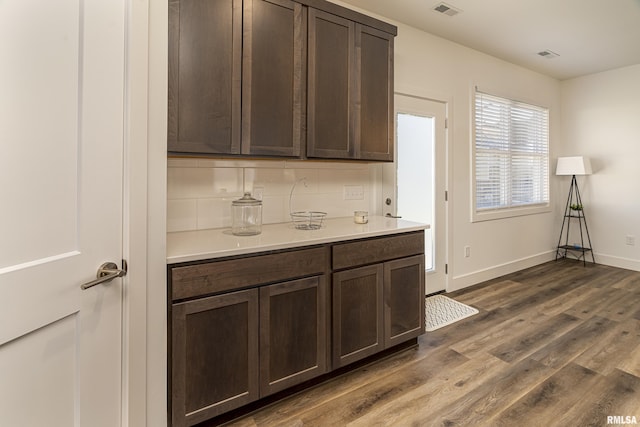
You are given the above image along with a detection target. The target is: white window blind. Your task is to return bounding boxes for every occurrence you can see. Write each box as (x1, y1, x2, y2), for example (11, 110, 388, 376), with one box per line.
(474, 90, 549, 212)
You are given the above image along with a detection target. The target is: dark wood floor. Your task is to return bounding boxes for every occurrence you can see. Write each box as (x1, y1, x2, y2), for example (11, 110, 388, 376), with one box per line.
(225, 260, 640, 426)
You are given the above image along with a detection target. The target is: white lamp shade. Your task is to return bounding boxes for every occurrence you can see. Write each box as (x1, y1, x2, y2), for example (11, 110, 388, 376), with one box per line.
(556, 156, 592, 176)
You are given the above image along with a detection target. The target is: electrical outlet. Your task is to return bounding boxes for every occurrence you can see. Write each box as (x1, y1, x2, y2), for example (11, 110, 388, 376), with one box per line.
(343, 185, 364, 200)
(626, 235, 636, 246)
(464, 246, 471, 258)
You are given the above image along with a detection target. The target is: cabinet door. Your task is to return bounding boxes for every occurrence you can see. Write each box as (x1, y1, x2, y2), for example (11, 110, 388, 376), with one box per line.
(384, 255, 425, 348)
(171, 289, 259, 426)
(168, 0, 242, 155)
(259, 276, 328, 395)
(307, 9, 355, 159)
(357, 24, 394, 161)
(242, 0, 306, 157)
(332, 264, 384, 368)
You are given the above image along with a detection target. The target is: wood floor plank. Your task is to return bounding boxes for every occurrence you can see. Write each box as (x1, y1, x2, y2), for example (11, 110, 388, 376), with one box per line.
(592, 288, 640, 321)
(589, 266, 639, 289)
(433, 357, 554, 426)
(454, 280, 524, 308)
(538, 284, 603, 317)
(488, 312, 581, 364)
(469, 279, 553, 312)
(555, 368, 640, 426)
(574, 318, 640, 375)
(562, 286, 617, 320)
(419, 307, 513, 350)
(611, 271, 640, 290)
(450, 307, 542, 358)
(497, 271, 596, 316)
(345, 352, 508, 427)
(530, 316, 616, 368)
(617, 343, 640, 378)
(487, 363, 605, 427)
(288, 349, 471, 426)
(239, 345, 458, 426)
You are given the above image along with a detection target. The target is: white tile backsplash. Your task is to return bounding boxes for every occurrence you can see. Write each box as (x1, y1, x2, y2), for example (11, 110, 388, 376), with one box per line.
(316, 168, 368, 193)
(167, 159, 375, 232)
(245, 168, 319, 196)
(167, 199, 197, 232)
(196, 197, 234, 229)
(167, 167, 243, 199)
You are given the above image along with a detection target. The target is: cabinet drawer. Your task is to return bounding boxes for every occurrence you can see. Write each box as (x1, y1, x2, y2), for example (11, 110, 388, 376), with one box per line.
(332, 231, 424, 270)
(171, 247, 328, 301)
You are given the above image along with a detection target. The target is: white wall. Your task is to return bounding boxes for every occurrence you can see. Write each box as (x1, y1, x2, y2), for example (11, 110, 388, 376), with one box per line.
(333, 2, 562, 290)
(560, 64, 640, 270)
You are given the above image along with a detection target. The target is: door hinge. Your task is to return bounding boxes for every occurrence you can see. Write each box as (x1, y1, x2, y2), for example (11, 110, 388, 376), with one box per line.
(445, 263, 448, 274)
(445, 118, 448, 129)
(445, 190, 448, 202)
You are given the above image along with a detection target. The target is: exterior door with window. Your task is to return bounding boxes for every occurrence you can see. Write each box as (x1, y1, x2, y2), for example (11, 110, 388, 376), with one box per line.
(383, 94, 448, 294)
(0, 0, 126, 425)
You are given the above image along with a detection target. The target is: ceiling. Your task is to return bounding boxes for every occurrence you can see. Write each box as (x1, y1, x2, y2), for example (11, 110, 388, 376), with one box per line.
(338, 0, 640, 80)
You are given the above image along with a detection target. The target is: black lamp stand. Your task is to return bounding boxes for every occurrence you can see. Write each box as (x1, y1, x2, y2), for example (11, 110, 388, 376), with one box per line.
(555, 174, 595, 266)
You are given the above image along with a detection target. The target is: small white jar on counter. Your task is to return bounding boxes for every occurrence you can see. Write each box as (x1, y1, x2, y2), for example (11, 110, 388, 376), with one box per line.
(354, 210, 368, 224)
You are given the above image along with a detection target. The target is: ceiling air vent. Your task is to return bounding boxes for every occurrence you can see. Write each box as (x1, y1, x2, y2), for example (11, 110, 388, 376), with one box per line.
(537, 50, 560, 59)
(433, 2, 461, 16)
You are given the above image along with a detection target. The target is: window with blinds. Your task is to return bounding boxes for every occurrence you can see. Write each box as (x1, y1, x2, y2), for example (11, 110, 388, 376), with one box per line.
(474, 90, 549, 215)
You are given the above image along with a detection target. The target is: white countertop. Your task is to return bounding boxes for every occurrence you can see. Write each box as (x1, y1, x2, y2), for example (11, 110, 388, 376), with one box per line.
(167, 216, 429, 264)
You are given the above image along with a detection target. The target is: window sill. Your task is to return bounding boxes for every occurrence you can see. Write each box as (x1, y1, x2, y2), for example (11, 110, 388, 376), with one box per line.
(472, 204, 551, 222)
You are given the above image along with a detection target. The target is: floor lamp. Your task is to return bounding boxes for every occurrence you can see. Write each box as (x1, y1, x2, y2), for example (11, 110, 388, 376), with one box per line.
(555, 156, 595, 265)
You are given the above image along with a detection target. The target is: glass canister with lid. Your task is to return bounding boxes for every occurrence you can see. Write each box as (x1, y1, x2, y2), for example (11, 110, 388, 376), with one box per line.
(231, 192, 263, 236)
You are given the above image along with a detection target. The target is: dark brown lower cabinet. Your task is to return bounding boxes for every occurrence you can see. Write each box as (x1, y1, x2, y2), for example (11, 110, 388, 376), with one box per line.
(332, 264, 384, 368)
(171, 289, 259, 426)
(332, 252, 425, 368)
(169, 231, 424, 425)
(259, 276, 328, 396)
(384, 255, 425, 347)
(171, 276, 327, 426)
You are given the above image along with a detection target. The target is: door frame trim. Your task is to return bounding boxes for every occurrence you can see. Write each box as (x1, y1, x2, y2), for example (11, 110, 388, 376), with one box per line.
(392, 90, 452, 293)
(124, 0, 168, 425)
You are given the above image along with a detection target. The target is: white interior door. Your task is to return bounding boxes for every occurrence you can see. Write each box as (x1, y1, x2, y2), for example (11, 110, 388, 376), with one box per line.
(383, 94, 448, 294)
(0, 0, 125, 425)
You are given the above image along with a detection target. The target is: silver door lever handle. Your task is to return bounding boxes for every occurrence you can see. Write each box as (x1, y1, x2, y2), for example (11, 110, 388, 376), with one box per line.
(386, 213, 402, 218)
(81, 261, 127, 290)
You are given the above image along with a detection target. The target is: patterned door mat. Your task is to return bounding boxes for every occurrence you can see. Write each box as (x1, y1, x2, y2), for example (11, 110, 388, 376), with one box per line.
(425, 294, 479, 331)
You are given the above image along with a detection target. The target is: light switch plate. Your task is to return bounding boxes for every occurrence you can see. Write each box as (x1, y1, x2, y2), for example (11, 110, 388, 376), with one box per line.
(343, 185, 364, 200)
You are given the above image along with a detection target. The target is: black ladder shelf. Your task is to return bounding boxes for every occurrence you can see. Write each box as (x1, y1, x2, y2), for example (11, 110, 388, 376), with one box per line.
(555, 175, 595, 266)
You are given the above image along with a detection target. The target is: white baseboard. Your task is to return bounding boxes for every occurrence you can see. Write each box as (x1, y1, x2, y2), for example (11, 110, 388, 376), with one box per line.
(448, 250, 640, 293)
(592, 252, 640, 272)
(449, 251, 555, 293)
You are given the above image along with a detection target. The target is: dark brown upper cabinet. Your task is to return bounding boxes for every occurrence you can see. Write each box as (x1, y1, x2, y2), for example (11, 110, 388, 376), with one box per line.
(357, 25, 394, 161)
(307, 10, 394, 161)
(169, 0, 303, 157)
(306, 9, 355, 159)
(242, 0, 306, 157)
(168, 0, 395, 160)
(168, 0, 242, 155)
